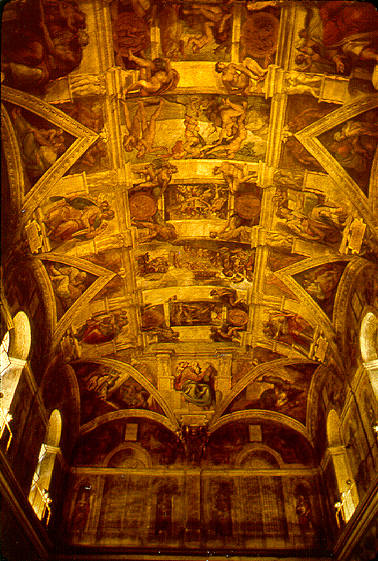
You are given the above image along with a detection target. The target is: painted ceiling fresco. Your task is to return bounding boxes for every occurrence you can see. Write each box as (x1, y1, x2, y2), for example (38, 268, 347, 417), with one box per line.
(1, 0, 378, 552)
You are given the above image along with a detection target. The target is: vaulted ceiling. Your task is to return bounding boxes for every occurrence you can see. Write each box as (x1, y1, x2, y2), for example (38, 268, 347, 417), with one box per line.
(1, 0, 377, 548)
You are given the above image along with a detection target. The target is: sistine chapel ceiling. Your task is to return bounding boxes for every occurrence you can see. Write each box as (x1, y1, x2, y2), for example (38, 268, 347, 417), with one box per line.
(1, 0, 378, 556)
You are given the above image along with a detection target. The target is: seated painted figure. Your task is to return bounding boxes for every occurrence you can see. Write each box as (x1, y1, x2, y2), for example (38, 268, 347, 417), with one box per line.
(44, 196, 115, 242)
(174, 361, 216, 408)
(2, 0, 88, 93)
(76, 311, 128, 345)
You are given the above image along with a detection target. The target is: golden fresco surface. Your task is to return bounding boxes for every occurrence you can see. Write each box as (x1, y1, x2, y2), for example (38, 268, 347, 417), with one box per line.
(1, 0, 377, 554)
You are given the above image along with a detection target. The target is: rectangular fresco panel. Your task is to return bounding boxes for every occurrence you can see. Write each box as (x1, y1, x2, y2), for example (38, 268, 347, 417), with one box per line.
(67, 471, 325, 549)
(122, 95, 270, 164)
(164, 183, 229, 220)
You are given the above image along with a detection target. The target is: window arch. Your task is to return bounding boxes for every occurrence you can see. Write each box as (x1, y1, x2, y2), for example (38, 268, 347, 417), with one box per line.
(10, 311, 32, 362)
(327, 409, 342, 448)
(0, 331, 10, 374)
(360, 310, 378, 401)
(0, 331, 11, 450)
(0, 311, 31, 450)
(29, 409, 62, 524)
(360, 311, 378, 363)
(326, 409, 359, 525)
(45, 409, 62, 447)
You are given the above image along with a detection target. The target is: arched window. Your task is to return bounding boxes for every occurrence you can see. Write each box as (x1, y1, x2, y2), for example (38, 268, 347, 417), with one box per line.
(10, 311, 32, 362)
(360, 311, 378, 401)
(29, 409, 62, 524)
(327, 409, 359, 525)
(0, 311, 31, 450)
(0, 331, 12, 450)
(360, 311, 378, 363)
(0, 331, 10, 374)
